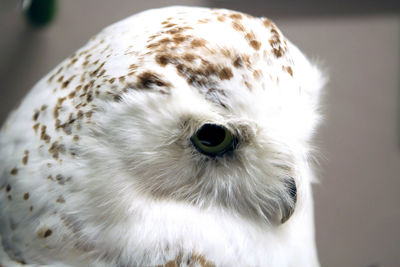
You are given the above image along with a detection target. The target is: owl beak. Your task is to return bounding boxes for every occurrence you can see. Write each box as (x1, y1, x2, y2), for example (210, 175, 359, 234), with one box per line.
(280, 177, 297, 224)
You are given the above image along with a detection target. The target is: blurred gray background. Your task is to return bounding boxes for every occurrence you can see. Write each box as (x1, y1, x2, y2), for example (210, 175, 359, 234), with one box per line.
(1, 0, 399, 266)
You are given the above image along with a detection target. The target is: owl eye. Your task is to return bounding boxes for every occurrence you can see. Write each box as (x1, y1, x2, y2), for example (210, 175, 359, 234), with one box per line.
(191, 124, 237, 157)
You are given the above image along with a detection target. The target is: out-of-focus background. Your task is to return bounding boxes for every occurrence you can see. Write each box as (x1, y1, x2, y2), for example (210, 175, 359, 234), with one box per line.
(1, 1, 399, 266)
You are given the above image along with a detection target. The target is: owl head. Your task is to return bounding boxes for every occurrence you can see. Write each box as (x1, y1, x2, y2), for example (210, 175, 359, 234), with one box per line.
(62, 6, 325, 227)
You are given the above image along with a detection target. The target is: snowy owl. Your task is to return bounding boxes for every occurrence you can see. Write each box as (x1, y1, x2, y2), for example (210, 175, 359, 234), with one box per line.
(0, 6, 324, 266)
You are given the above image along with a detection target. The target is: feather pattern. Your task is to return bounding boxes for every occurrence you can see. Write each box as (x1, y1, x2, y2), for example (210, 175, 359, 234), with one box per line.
(0, 6, 324, 266)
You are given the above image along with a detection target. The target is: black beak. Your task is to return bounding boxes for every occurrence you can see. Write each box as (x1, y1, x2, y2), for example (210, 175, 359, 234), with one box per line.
(280, 177, 297, 224)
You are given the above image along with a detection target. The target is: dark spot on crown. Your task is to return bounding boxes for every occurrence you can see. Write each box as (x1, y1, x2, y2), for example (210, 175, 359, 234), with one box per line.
(166, 27, 186, 35)
(44, 229, 52, 238)
(54, 119, 61, 129)
(83, 84, 90, 92)
(283, 66, 293, 77)
(273, 47, 284, 58)
(53, 97, 66, 119)
(220, 48, 232, 58)
(48, 74, 55, 83)
(6, 184, 11, 192)
(159, 37, 172, 45)
(146, 42, 160, 49)
(269, 33, 280, 47)
(33, 123, 40, 133)
(129, 63, 137, 70)
(245, 32, 256, 41)
(176, 63, 216, 87)
(155, 54, 173, 67)
(91, 62, 105, 77)
(114, 94, 122, 102)
(271, 28, 279, 36)
(164, 23, 177, 28)
(67, 113, 75, 124)
(56, 195, 65, 203)
(60, 123, 72, 135)
(10, 168, 18, 175)
(68, 89, 77, 99)
(183, 53, 196, 63)
(53, 108, 59, 118)
(23, 193, 29, 200)
(99, 69, 106, 78)
(77, 110, 84, 119)
(218, 67, 233, 80)
(62, 79, 71, 89)
(249, 40, 261, 51)
(253, 69, 262, 80)
(232, 21, 245, 32)
(86, 91, 94, 102)
(33, 110, 40, 121)
(158, 252, 215, 267)
(191, 39, 207, 48)
(40, 125, 51, 143)
(233, 57, 244, 68)
(56, 66, 63, 75)
(197, 19, 210, 24)
(217, 15, 225, 22)
(269, 27, 286, 58)
(49, 142, 66, 159)
(230, 13, 242, 20)
(22, 152, 29, 165)
(56, 174, 66, 185)
(263, 18, 272, 28)
(173, 34, 186, 44)
(244, 81, 252, 90)
(85, 110, 93, 119)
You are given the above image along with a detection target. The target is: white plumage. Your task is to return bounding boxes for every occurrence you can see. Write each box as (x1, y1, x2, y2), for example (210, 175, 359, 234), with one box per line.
(0, 6, 324, 266)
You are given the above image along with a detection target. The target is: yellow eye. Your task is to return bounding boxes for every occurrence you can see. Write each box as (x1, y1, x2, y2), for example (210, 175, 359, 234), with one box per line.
(191, 124, 237, 157)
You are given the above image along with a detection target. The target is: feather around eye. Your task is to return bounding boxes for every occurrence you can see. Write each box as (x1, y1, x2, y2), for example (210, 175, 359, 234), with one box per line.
(137, 71, 172, 89)
(0, 5, 323, 267)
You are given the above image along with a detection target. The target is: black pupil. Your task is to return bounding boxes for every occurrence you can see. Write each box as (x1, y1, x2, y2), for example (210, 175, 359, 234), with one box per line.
(197, 124, 226, 147)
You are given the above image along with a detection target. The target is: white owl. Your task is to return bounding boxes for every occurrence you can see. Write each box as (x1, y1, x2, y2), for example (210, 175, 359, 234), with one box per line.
(0, 6, 324, 267)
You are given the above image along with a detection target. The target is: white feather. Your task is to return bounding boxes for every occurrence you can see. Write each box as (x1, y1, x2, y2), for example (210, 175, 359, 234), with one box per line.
(0, 6, 324, 266)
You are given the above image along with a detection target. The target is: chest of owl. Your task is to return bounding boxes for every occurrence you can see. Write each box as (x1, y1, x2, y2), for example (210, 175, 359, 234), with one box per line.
(0, 6, 323, 267)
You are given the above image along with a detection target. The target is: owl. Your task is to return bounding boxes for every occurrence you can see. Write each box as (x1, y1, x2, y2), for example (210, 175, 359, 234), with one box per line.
(0, 6, 324, 267)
